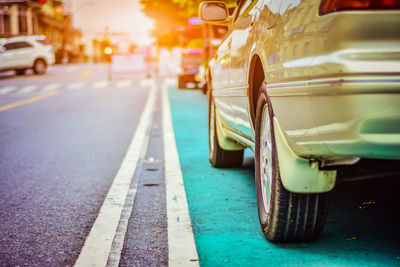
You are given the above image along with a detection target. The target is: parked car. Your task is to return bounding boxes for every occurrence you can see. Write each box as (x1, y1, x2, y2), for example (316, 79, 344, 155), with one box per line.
(0, 35, 55, 75)
(178, 48, 203, 89)
(200, 0, 400, 243)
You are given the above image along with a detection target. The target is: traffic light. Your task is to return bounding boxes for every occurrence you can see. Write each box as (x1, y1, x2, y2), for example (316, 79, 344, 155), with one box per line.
(104, 47, 113, 63)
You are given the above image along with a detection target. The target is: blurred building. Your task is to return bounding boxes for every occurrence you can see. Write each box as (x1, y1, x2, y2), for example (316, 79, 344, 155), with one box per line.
(0, 0, 83, 63)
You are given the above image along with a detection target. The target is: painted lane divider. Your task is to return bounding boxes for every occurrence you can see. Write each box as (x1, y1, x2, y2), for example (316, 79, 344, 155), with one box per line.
(74, 85, 157, 267)
(0, 86, 16, 95)
(18, 85, 39, 95)
(66, 66, 76, 72)
(42, 83, 61, 93)
(0, 90, 59, 112)
(116, 80, 132, 88)
(162, 79, 199, 266)
(106, 94, 153, 267)
(68, 82, 85, 90)
(140, 79, 154, 87)
(93, 81, 109, 89)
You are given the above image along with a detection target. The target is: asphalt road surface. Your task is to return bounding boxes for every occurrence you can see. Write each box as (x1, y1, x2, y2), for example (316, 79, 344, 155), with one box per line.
(0, 63, 399, 266)
(0, 65, 159, 266)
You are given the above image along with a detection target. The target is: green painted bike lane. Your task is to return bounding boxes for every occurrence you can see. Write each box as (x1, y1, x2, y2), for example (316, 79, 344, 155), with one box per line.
(167, 85, 400, 266)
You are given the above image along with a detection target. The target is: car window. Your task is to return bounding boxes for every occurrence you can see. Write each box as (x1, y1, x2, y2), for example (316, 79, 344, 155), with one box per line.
(3, 42, 18, 51)
(3, 41, 33, 50)
(16, 41, 33, 49)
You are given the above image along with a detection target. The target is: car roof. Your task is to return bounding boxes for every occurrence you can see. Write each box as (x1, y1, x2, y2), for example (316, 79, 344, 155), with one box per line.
(4, 35, 46, 43)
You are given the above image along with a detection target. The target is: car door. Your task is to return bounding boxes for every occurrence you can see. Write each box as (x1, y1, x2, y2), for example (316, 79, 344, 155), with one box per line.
(1, 41, 34, 68)
(0, 44, 6, 70)
(229, 0, 263, 140)
(1, 42, 19, 69)
(212, 4, 238, 131)
(15, 41, 35, 67)
(212, 36, 231, 90)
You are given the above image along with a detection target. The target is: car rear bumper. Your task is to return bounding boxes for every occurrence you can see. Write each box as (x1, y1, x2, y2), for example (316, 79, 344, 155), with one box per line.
(268, 75, 400, 160)
(178, 73, 197, 82)
(48, 54, 55, 65)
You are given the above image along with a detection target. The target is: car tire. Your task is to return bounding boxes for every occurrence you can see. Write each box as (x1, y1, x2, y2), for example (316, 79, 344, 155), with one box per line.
(178, 76, 186, 89)
(201, 84, 207, 95)
(15, 69, 26, 75)
(255, 87, 328, 242)
(33, 59, 47, 75)
(209, 95, 243, 168)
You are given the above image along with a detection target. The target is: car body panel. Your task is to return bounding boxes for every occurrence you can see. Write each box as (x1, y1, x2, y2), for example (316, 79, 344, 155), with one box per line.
(274, 117, 337, 193)
(208, 0, 400, 192)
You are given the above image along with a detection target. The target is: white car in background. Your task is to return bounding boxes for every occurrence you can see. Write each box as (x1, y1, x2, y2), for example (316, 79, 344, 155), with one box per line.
(0, 35, 55, 75)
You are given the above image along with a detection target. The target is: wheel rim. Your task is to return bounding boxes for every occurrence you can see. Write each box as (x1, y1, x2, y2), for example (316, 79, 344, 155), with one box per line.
(36, 61, 45, 73)
(260, 104, 273, 220)
(209, 99, 215, 157)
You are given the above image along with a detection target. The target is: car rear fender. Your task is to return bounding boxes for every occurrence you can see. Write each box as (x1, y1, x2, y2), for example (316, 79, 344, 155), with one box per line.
(274, 117, 337, 193)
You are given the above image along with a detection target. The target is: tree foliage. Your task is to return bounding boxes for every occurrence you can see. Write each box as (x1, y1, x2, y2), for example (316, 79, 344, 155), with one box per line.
(140, 0, 236, 47)
(140, 0, 203, 47)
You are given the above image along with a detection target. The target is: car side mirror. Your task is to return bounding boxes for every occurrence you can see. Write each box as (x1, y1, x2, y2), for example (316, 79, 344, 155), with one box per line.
(199, 1, 230, 25)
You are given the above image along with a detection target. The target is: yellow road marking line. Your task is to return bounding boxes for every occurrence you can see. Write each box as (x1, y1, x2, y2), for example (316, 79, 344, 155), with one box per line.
(0, 90, 58, 112)
(78, 69, 93, 80)
(97, 64, 105, 70)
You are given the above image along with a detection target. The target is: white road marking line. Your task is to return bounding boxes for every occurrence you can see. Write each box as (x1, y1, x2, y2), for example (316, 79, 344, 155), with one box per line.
(107, 123, 152, 267)
(140, 78, 155, 87)
(116, 80, 132, 88)
(42, 83, 61, 92)
(18, 85, 39, 95)
(162, 79, 199, 266)
(66, 66, 76, 72)
(164, 78, 177, 85)
(0, 86, 16, 95)
(92, 80, 109, 89)
(67, 82, 85, 90)
(106, 187, 138, 267)
(74, 85, 157, 267)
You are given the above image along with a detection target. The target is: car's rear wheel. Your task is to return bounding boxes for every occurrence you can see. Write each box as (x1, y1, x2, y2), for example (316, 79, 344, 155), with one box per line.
(255, 87, 328, 242)
(15, 69, 26, 75)
(33, 59, 47, 75)
(201, 83, 207, 95)
(209, 96, 243, 168)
